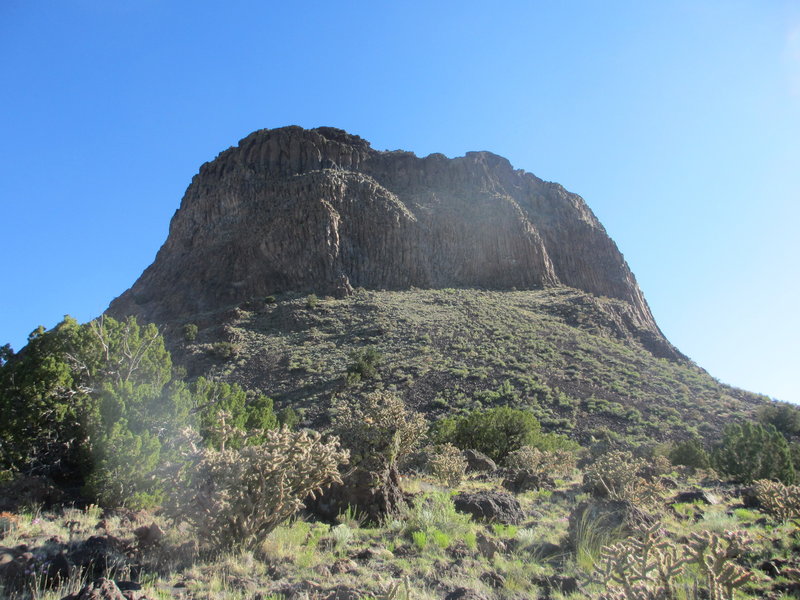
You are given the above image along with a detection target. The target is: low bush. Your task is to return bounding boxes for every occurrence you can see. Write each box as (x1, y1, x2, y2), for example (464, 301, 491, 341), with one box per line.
(182, 323, 198, 342)
(669, 438, 710, 470)
(431, 406, 577, 463)
(712, 421, 795, 484)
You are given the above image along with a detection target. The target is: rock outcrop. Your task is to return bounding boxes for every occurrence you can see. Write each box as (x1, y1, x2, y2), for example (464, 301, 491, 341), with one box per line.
(108, 126, 668, 351)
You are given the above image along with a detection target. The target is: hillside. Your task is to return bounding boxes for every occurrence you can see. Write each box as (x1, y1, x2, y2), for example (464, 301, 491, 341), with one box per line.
(170, 286, 765, 445)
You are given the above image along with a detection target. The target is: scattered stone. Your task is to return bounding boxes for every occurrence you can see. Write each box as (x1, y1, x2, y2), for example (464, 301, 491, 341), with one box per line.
(61, 577, 126, 600)
(330, 558, 358, 574)
(69, 535, 129, 576)
(463, 450, 497, 474)
(740, 485, 761, 509)
(528, 541, 562, 559)
(47, 551, 73, 583)
(479, 571, 506, 588)
(673, 489, 720, 505)
(444, 587, 490, 600)
(322, 585, 364, 600)
(659, 476, 679, 489)
(352, 547, 393, 561)
(95, 519, 111, 531)
(761, 558, 791, 578)
(447, 541, 472, 559)
(475, 532, 506, 558)
(502, 469, 554, 493)
(533, 575, 580, 595)
(453, 491, 524, 525)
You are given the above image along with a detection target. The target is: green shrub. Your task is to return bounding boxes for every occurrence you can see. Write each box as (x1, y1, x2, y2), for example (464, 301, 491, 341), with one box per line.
(0, 315, 189, 507)
(210, 341, 238, 360)
(668, 438, 710, 470)
(712, 421, 795, 484)
(431, 406, 577, 463)
(757, 401, 800, 439)
(346, 347, 382, 381)
(305, 294, 318, 309)
(182, 323, 198, 342)
(277, 406, 301, 429)
(192, 377, 277, 449)
(265, 295, 276, 304)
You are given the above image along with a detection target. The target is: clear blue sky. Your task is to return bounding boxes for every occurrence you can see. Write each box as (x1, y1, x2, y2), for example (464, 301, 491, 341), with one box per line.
(1, 1, 798, 404)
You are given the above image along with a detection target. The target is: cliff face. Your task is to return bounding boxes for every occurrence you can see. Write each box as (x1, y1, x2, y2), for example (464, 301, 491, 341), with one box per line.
(108, 126, 672, 355)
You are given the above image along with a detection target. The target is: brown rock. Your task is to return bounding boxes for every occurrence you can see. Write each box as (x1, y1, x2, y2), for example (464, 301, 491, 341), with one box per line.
(61, 578, 125, 600)
(133, 523, 164, 548)
(107, 126, 679, 360)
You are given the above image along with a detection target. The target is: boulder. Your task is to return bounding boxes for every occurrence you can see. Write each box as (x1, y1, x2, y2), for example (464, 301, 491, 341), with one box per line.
(133, 523, 164, 549)
(61, 578, 126, 600)
(444, 588, 490, 600)
(462, 450, 497, 474)
(502, 469, 555, 493)
(672, 489, 720, 505)
(453, 491, 524, 525)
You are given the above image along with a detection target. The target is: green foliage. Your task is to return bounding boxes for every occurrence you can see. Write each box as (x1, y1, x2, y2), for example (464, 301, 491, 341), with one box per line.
(712, 421, 795, 484)
(431, 406, 577, 463)
(402, 491, 473, 539)
(757, 402, 800, 439)
(669, 438, 711, 470)
(277, 406, 301, 429)
(192, 377, 277, 449)
(0, 315, 185, 509)
(346, 346, 382, 381)
(305, 293, 318, 309)
(210, 341, 237, 360)
(0, 343, 13, 367)
(183, 323, 198, 342)
(164, 427, 348, 551)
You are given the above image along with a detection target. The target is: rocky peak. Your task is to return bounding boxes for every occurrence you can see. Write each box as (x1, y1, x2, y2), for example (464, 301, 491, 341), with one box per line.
(108, 126, 675, 357)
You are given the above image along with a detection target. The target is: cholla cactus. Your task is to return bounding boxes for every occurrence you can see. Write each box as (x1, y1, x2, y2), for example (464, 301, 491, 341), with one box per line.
(752, 479, 800, 522)
(686, 532, 753, 600)
(504, 445, 575, 477)
(165, 426, 348, 551)
(597, 526, 753, 600)
(331, 391, 426, 473)
(585, 451, 661, 506)
(428, 443, 468, 487)
(599, 523, 688, 600)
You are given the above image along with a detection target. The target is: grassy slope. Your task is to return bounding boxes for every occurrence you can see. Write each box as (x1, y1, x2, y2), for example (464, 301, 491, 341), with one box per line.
(174, 287, 766, 445)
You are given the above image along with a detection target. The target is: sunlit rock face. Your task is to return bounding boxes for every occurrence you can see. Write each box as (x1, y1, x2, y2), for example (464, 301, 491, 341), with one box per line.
(108, 126, 669, 353)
